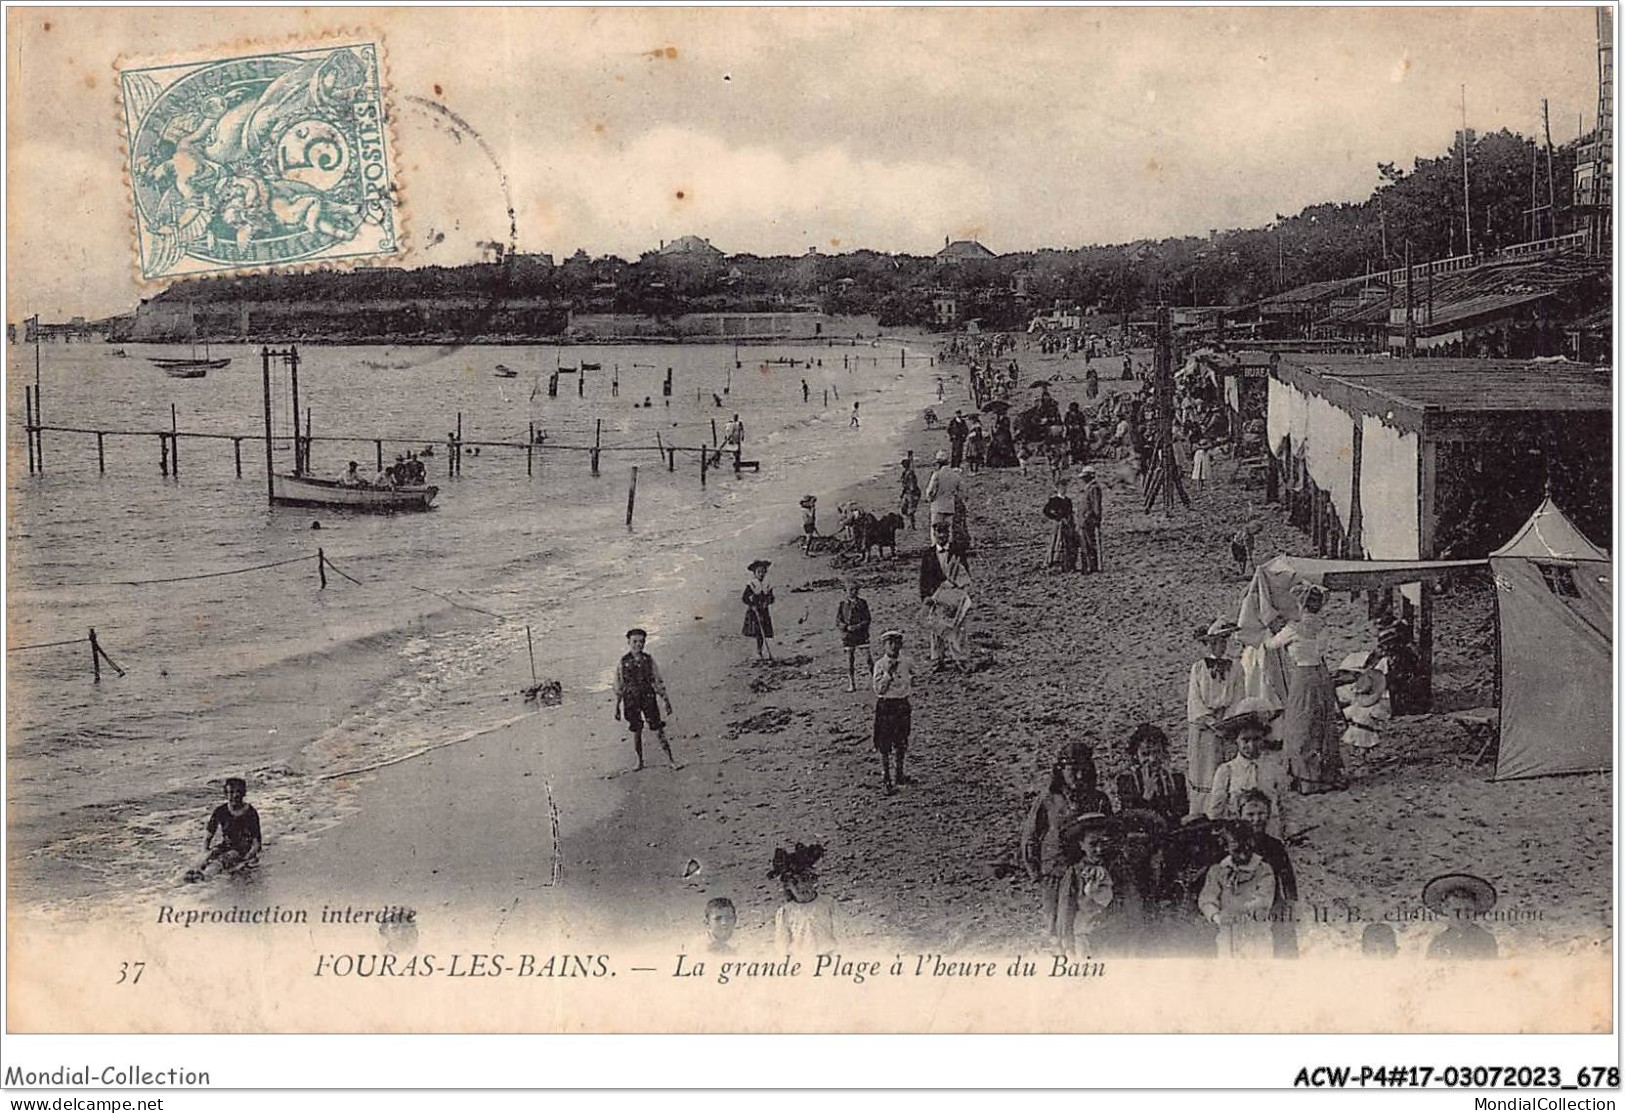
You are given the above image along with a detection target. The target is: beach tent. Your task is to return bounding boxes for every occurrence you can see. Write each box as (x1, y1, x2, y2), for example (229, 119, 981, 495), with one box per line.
(1488, 498, 1612, 781)
(1232, 498, 1611, 781)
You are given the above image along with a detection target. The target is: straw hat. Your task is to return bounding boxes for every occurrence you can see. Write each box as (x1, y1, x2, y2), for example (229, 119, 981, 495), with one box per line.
(878, 628, 905, 643)
(748, 559, 772, 574)
(1060, 812, 1116, 841)
(1203, 616, 1240, 639)
(1422, 873, 1498, 915)
(1214, 696, 1281, 736)
(799, 494, 818, 508)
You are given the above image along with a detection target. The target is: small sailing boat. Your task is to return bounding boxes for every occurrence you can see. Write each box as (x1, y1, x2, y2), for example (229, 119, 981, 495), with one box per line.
(494, 364, 518, 378)
(150, 304, 230, 377)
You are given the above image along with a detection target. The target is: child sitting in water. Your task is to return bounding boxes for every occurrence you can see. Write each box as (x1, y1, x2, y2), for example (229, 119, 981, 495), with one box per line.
(185, 776, 262, 882)
(770, 843, 838, 956)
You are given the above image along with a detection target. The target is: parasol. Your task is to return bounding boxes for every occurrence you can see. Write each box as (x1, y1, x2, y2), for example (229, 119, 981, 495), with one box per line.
(980, 399, 1011, 414)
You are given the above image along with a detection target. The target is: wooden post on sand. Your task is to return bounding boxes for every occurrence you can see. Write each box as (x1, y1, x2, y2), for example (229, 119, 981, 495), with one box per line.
(170, 403, 180, 479)
(96, 432, 105, 474)
(233, 437, 243, 478)
(626, 465, 638, 529)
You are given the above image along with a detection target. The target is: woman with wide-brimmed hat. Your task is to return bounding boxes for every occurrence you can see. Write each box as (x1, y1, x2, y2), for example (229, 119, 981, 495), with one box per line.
(1203, 697, 1290, 839)
(1422, 873, 1499, 960)
(1266, 580, 1347, 794)
(1021, 743, 1113, 945)
(741, 559, 777, 662)
(1186, 617, 1243, 815)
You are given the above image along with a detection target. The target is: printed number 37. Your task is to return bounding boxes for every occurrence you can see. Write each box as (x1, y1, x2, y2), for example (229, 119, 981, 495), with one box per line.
(116, 961, 145, 985)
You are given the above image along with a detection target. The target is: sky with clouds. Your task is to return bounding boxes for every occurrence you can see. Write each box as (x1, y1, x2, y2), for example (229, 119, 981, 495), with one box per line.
(5, 6, 1603, 318)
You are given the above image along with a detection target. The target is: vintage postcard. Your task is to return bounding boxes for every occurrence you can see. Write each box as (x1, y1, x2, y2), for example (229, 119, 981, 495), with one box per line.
(3, 5, 1614, 1058)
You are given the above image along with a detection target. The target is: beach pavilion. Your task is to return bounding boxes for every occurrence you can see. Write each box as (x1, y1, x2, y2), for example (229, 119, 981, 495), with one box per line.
(1259, 354, 1611, 693)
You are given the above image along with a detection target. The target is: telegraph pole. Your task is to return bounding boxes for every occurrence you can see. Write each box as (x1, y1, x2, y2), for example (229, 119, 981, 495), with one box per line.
(1461, 85, 1474, 256)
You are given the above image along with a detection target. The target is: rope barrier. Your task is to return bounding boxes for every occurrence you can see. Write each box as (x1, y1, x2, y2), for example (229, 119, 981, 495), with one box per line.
(319, 554, 507, 620)
(7, 636, 88, 653)
(56, 554, 313, 588)
(318, 554, 364, 587)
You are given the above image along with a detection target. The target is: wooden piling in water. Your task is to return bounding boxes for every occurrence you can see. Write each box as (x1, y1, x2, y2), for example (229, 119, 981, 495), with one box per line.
(376, 440, 384, 472)
(668, 446, 676, 472)
(233, 437, 242, 477)
(33, 381, 43, 472)
(24, 386, 34, 474)
(527, 422, 535, 476)
(626, 465, 638, 528)
(96, 432, 105, 473)
(456, 413, 463, 476)
(317, 548, 328, 590)
(711, 418, 718, 446)
(170, 404, 180, 479)
(591, 449, 600, 477)
(700, 446, 708, 486)
(159, 434, 169, 476)
(304, 408, 313, 474)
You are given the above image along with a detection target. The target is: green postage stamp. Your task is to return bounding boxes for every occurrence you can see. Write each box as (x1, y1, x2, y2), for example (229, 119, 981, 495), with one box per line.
(119, 41, 399, 280)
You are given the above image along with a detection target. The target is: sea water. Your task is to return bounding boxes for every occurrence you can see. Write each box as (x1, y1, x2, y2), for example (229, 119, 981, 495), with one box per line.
(6, 337, 938, 911)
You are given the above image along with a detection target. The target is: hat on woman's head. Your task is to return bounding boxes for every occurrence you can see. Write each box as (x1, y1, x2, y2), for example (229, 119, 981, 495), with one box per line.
(1204, 616, 1240, 639)
(1214, 696, 1281, 736)
(1060, 812, 1117, 842)
(1421, 872, 1498, 915)
(878, 628, 904, 643)
(768, 842, 825, 879)
(747, 559, 772, 573)
(1288, 578, 1326, 603)
(799, 494, 818, 508)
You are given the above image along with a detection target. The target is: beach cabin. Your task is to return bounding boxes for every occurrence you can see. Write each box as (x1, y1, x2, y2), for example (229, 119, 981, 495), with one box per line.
(1263, 354, 1612, 690)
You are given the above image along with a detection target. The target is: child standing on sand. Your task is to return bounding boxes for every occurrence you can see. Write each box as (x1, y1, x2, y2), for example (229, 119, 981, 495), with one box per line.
(872, 630, 914, 795)
(800, 495, 819, 555)
(836, 579, 874, 693)
(613, 627, 677, 771)
(770, 843, 838, 956)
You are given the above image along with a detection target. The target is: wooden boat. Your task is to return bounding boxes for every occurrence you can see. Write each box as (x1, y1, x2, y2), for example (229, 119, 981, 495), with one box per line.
(149, 304, 230, 376)
(152, 357, 230, 377)
(271, 473, 439, 512)
(556, 365, 578, 373)
(579, 361, 603, 371)
(494, 364, 518, 378)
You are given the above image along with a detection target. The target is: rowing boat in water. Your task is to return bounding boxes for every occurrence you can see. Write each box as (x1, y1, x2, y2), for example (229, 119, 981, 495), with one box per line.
(151, 357, 230, 377)
(579, 361, 603, 370)
(271, 474, 439, 512)
(494, 364, 518, 378)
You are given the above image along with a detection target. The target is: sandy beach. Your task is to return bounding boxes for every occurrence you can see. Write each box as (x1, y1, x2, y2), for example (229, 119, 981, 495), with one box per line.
(250, 343, 1609, 963)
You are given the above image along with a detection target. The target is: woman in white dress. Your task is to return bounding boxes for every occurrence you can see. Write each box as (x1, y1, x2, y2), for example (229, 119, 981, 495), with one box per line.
(1186, 618, 1241, 815)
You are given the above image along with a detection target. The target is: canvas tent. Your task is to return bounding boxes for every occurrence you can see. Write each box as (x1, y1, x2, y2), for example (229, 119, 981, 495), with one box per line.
(1488, 498, 1612, 780)
(1232, 499, 1611, 782)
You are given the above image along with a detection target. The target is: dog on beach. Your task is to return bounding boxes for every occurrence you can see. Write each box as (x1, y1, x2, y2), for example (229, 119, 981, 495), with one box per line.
(853, 511, 905, 561)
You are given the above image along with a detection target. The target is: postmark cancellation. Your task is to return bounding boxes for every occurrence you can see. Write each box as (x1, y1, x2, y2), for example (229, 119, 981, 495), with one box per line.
(118, 41, 399, 281)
